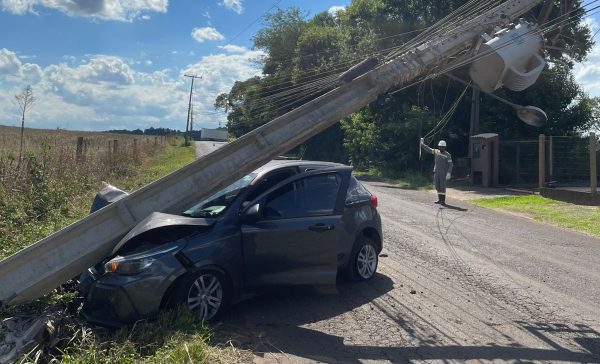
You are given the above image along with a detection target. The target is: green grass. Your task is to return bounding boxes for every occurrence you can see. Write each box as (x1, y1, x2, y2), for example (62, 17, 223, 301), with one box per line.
(354, 168, 431, 190)
(52, 308, 243, 364)
(473, 195, 600, 238)
(116, 140, 196, 191)
(0, 140, 195, 260)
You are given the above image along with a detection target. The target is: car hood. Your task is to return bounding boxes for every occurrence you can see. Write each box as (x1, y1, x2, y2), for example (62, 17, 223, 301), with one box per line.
(111, 212, 216, 254)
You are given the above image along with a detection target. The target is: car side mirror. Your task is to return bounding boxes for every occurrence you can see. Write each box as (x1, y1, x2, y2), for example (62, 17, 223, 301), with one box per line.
(242, 203, 261, 222)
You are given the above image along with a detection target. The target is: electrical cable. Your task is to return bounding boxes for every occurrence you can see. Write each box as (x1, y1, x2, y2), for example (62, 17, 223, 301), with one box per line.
(222, 0, 599, 127)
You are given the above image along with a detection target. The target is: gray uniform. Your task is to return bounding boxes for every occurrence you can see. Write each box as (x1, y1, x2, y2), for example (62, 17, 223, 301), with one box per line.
(421, 145, 453, 195)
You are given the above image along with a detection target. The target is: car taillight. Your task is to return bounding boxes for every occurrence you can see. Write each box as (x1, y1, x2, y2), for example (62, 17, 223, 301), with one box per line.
(370, 195, 378, 208)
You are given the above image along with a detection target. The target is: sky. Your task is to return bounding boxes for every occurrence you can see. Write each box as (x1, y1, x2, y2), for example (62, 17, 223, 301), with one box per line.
(0, 0, 598, 132)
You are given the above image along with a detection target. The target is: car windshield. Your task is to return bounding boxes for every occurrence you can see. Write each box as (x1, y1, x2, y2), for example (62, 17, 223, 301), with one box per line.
(182, 173, 257, 218)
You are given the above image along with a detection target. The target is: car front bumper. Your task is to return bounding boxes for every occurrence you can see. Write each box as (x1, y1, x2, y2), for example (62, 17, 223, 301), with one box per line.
(78, 254, 187, 327)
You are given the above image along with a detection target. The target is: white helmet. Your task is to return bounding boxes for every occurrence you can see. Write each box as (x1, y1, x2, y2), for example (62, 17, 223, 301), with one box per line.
(438, 140, 447, 147)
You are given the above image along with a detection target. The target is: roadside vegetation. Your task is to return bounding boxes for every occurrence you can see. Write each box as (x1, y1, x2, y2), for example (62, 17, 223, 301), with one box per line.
(0, 128, 243, 363)
(473, 195, 600, 238)
(0, 126, 191, 259)
(354, 168, 431, 190)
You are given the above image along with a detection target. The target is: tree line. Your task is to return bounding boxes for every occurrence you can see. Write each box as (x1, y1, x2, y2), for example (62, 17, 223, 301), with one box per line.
(215, 0, 597, 175)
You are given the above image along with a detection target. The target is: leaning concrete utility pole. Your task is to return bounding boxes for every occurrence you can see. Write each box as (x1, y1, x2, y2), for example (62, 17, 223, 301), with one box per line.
(0, 0, 547, 305)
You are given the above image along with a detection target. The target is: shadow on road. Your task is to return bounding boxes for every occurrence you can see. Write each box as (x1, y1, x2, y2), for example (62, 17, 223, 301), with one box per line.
(441, 204, 468, 212)
(212, 274, 600, 363)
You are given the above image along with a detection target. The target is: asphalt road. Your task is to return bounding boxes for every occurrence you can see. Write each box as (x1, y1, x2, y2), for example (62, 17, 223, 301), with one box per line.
(193, 144, 600, 363)
(194, 140, 227, 159)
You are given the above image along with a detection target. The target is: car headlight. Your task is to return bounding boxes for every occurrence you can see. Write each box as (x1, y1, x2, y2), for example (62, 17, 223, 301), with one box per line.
(105, 256, 155, 274)
(104, 245, 179, 275)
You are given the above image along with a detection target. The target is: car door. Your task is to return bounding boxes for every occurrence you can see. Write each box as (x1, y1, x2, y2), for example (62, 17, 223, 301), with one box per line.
(241, 167, 351, 287)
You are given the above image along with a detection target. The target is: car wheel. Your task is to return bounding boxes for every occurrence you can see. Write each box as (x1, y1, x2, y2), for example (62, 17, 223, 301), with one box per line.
(348, 237, 378, 281)
(175, 270, 229, 321)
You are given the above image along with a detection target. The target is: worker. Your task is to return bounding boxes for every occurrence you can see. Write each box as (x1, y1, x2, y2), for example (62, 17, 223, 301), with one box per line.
(420, 138, 453, 205)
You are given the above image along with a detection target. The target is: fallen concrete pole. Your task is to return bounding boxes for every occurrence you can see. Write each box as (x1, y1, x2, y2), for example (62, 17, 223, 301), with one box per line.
(0, 0, 544, 305)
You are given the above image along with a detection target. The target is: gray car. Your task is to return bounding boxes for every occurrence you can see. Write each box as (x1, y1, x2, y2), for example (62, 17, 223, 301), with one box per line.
(78, 160, 383, 327)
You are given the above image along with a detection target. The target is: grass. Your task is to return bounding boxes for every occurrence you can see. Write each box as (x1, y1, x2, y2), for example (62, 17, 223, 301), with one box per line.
(473, 195, 600, 238)
(353, 168, 431, 190)
(114, 138, 196, 191)
(51, 308, 245, 364)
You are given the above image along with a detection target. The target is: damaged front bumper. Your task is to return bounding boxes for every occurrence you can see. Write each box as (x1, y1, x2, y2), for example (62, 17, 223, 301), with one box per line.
(77, 248, 188, 327)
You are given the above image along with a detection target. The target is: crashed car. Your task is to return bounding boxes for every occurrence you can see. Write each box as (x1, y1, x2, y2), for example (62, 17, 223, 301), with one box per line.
(78, 160, 382, 326)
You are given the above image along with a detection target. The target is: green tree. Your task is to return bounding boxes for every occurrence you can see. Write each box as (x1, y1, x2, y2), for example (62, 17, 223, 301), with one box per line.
(216, 0, 595, 174)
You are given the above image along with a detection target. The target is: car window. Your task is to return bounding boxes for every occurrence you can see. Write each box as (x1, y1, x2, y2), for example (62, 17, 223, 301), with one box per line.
(264, 173, 341, 219)
(183, 173, 257, 218)
(303, 173, 341, 216)
(345, 176, 370, 204)
(245, 169, 296, 203)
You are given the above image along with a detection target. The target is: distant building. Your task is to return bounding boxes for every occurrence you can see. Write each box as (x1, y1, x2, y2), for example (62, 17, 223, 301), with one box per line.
(200, 128, 228, 141)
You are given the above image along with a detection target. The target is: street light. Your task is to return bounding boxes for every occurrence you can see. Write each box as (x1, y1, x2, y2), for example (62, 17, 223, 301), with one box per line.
(445, 74, 547, 127)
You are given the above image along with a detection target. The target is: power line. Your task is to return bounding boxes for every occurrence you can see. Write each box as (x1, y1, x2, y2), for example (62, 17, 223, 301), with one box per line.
(229, 0, 284, 44)
(219, 0, 599, 126)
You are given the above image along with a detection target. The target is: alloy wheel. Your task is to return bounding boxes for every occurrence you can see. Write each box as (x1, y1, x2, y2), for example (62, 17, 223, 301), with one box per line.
(186, 273, 223, 321)
(356, 244, 377, 279)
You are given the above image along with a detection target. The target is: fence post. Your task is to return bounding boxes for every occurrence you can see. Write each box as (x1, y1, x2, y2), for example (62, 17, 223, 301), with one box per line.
(548, 136, 553, 179)
(591, 132, 597, 194)
(113, 139, 119, 157)
(516, 142, 520, 184)
(539, 134, 545, 189)
(76, 137, 84, 163)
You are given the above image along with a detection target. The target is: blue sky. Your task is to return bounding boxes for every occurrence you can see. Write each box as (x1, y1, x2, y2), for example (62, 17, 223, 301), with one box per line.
(0, 0, 598, 131)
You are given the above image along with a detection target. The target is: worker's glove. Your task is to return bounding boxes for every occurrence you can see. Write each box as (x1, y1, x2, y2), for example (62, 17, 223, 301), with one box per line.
(446, 172, 451, 181)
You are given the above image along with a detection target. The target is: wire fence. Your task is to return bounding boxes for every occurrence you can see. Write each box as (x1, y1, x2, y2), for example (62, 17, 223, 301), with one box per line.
(499, 140, 539, 185)
(499, 135, 599, 188)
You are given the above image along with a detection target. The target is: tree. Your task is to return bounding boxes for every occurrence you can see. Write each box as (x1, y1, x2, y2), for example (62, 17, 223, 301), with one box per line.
(216, 0, 595, 174)
(15, 85, 36, 165)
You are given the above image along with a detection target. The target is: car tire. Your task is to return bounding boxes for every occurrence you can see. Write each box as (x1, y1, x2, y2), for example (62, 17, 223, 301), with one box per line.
(173, 270, 230, 322)
(347, 237, 378, 281)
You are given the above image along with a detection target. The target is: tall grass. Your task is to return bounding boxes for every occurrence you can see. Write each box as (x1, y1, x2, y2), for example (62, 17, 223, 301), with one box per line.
(0, 126, 175, 259)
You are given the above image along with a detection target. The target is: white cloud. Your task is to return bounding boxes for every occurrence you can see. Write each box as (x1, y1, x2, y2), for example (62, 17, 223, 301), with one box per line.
(1, 0, 37, 14)
(0, 47, 264, 130)
(574, 17, 600, 98)
(0, 48, 43, 83)
(221, 0, 242, 14)
(1, 0, 168, 21)
(218, 44, 247, 54)
(328, 5, 345, 16)
(0, 48, 22, 74)
(191, 27, 225, 43)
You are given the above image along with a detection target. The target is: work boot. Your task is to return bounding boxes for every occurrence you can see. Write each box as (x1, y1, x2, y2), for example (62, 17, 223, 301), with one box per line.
(434, 194, 442, 204)
(440, 194, 446, 206)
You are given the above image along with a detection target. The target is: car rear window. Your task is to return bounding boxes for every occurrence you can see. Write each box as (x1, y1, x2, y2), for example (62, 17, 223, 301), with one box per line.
(345, 176, 370, 204)
(264, 172, 341, 219)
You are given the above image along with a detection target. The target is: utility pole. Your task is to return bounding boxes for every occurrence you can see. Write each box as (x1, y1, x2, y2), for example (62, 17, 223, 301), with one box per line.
(469, 89, 480, 137)
(184, 74, 202, 146)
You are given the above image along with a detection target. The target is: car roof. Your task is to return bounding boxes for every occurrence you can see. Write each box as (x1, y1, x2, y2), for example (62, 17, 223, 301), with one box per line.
(253, 159, 348, 175)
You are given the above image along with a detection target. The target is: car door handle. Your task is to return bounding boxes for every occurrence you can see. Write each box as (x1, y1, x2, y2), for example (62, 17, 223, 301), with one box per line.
(308, 223, 335, 232)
